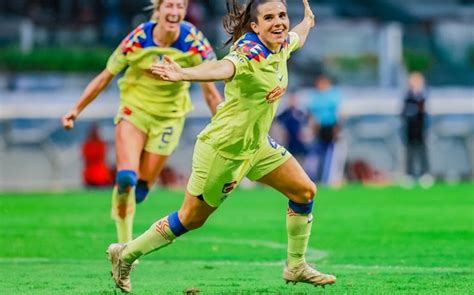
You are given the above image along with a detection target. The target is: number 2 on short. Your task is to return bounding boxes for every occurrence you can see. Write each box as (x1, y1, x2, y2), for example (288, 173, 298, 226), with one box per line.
(161, 127, 174, 144)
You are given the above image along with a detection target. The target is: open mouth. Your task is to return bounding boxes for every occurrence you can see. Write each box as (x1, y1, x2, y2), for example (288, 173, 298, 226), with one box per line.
(165, 16, 180, 24)
(271, 29, 285, 36)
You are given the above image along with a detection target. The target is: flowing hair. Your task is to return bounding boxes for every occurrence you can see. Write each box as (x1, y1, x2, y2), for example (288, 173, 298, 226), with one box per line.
(223, 0, 287, 46)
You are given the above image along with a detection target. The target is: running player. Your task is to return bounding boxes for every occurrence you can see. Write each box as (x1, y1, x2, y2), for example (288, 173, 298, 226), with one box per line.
(107, 0, 336, 292)
(62, 0, 222, 244)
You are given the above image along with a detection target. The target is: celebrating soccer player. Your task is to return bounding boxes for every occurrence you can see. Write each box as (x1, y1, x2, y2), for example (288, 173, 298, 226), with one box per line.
(62, 0, 222, 245)
(107, 0, 336, 292)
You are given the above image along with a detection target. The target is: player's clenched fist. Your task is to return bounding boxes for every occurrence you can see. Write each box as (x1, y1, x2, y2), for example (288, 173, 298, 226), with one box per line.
(62, 109, 78, 129)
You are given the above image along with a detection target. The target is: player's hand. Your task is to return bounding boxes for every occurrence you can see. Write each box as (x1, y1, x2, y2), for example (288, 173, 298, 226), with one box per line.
(303, 0, 315, 28)
(62, 109, 78, 129)
(151, 55, 184, 82)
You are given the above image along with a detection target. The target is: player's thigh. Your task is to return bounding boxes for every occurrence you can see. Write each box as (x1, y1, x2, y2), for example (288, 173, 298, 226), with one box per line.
(249, 137, 316, 203)
(187, 140, 250, 207)
(138, 152, 169, 185)
(115, 119, 147, 171)
(178, 190, 218, 229)
(145, 116, 185, 156)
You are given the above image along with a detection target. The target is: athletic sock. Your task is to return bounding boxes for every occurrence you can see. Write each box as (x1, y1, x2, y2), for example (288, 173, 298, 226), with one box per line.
(121, 211, 188, 263)
(286, 201, 314, 268)
(111, 186, 136, 243)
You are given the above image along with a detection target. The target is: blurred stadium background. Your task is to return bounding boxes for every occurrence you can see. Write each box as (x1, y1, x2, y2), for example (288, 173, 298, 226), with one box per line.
(1, 0, 473, 190)
(0, 1, 473, 294)
(0, 0, 473, 190)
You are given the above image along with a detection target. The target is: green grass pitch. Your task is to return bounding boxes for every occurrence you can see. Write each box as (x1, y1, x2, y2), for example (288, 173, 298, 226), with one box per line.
(0, 183, 473, 294)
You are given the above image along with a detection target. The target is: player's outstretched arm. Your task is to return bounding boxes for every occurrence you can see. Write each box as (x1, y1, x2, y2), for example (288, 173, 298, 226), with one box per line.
(151, 56, 235, 82)
(62, 69, 115, 129)
(291, 0, 315, 48)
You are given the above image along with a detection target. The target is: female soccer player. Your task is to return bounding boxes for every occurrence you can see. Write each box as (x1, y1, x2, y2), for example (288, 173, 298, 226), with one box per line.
(107, 0, 336, 292)
(62, 0, 222, 244)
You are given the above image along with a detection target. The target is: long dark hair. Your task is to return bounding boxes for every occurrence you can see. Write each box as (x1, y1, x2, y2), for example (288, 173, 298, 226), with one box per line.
(223, 0, 287, 46)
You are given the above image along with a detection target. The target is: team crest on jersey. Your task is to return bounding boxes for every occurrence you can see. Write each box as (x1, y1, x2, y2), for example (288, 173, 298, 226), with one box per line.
(267, 136, 280, 149)
(222, 181, 237, 194)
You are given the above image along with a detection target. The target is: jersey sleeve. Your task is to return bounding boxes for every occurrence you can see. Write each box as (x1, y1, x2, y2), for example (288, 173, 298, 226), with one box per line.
(106, 45, 128, 75)
(106, 23, 147, 74)
(286, 32, 301, 59)
(223, 50, 250, 79)
(194, 35, 217, 65)
(187, 26, 217, 66)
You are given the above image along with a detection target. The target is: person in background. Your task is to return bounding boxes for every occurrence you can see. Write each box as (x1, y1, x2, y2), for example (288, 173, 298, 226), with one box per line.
(276, 92, 309, 162)
(82, 123, 113, 187)
(307, 74, 342, 184)
(401, 72, 433, 188)
(62, 0, 222, 245)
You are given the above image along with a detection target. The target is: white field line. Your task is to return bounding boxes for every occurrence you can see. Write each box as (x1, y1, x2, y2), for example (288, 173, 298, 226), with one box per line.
(1, 236, 472, 273)
(0, 257, 472, 273)
(180, 236, 328, 261)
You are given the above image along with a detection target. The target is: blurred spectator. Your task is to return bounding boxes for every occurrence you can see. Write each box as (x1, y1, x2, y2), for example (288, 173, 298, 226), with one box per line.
(185, 0, 205, 27)
(346, 159, 390, 186)
(81, 124, 113, 187)
(306, 74, 342, 184)
(276, 93, 308, 162)
(157, 165, 187, 189)
(401, 72, 433, 187)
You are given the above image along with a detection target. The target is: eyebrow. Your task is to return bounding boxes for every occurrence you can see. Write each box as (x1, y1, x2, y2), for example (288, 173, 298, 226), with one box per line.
(262, 10, 286, 16)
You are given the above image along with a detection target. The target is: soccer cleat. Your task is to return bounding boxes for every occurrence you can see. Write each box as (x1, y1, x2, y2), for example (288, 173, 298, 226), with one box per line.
(107, 243, 133, 293)
(283, 262, 336, 287)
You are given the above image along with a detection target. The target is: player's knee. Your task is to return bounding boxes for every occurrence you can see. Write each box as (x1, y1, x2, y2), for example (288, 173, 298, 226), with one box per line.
(299, 181, 317, 203)
(135, 179, 149, 204)
(116, 170, 137, 193)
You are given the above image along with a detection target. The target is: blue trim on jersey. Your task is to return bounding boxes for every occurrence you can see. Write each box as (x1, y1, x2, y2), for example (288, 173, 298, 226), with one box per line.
(289, 200, 314, 214)
(170, 21, 193, 52)
(135, 21, 197, 51)
(242, 32, 273, 57)
(141, 22, 158, 48)
(168, 211, 188, 237)
(126, 21, 214, 60)
(237, 32, 291, 60)
(132, 21, 189, 50)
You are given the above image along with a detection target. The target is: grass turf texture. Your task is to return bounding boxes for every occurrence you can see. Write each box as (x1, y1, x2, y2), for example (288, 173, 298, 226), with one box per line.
(0, 184, 473, 294)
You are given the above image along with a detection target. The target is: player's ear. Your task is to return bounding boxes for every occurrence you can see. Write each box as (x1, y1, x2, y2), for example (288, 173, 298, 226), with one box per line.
(250, 22, 259, 35)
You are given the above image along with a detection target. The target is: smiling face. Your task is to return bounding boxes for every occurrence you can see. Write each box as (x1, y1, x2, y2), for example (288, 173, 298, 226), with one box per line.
(155, 0, 187, 32)
(250, 1, 289, 52)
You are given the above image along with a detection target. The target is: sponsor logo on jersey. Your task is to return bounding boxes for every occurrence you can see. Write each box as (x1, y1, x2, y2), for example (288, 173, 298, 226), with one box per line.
(266, 86, 287, 103)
